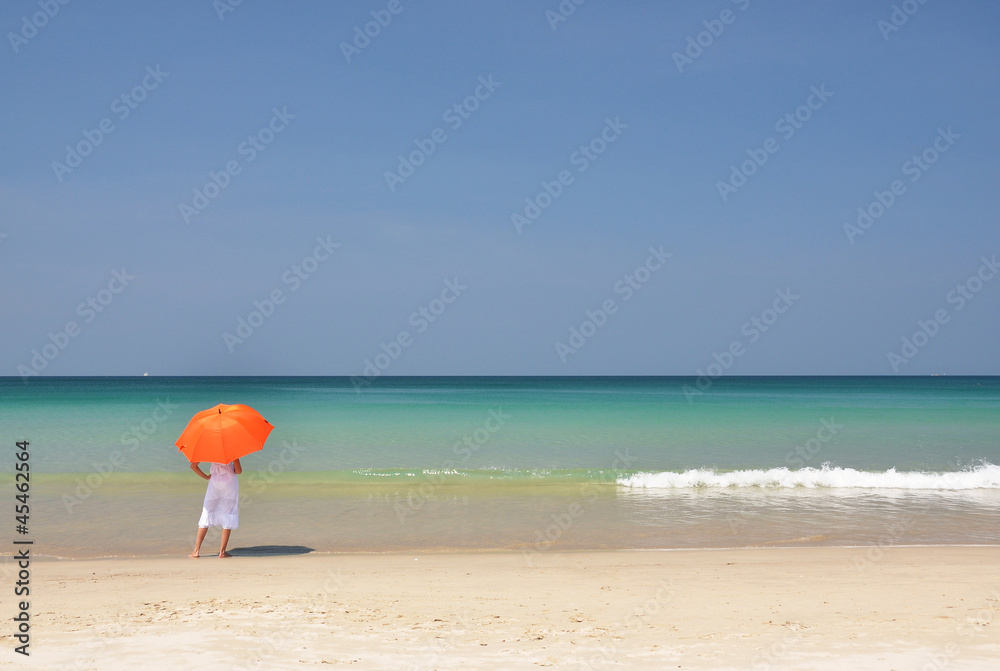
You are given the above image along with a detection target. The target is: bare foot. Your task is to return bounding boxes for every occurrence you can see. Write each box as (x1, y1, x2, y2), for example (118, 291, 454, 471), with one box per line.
(219, 551, 232, 558)
(189, 551, 200, 558)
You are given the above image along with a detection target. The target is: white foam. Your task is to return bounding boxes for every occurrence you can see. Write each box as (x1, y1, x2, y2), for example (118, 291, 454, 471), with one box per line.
(617, 463, 1000, 490)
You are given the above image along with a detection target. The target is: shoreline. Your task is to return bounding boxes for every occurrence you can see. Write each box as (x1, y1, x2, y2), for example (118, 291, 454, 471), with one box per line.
(6, 546, 999, 669)
(11, 542, 1000, 562)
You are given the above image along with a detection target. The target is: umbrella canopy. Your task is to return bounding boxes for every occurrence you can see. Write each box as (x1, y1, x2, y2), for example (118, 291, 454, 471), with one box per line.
(175, 403, 273, 464)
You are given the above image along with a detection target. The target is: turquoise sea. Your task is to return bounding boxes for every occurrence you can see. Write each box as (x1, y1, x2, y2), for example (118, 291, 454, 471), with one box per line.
(2, 376, 999, 558)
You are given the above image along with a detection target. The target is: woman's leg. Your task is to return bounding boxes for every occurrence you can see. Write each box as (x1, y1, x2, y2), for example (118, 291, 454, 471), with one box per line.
(190, 527, 208, 558)
(219, 528, 232, 558)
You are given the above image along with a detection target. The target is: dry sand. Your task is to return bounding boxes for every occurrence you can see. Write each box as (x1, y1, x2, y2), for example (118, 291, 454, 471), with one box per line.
(2, 546, 999, 670)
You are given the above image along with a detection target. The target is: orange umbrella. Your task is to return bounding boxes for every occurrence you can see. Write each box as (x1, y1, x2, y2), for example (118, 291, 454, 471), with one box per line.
(175, 404, 273, 464)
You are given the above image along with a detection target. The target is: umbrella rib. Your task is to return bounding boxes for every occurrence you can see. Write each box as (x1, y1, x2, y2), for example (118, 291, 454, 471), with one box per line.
(219, 411, 227, 464)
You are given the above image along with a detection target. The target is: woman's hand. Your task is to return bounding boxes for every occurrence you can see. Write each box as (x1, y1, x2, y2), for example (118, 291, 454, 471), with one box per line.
(232, 458, 242, 475)
(190, 462, 210, 480)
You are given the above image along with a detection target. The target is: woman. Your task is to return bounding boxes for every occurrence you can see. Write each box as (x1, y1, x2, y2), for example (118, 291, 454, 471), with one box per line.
(189, 459, 242, 558)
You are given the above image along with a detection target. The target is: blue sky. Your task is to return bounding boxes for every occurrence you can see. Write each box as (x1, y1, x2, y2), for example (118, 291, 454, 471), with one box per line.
(2, 0, 998, 376)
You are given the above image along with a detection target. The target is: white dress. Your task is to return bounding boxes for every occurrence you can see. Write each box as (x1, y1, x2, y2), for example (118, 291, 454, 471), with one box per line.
(198, 462, 239, 529)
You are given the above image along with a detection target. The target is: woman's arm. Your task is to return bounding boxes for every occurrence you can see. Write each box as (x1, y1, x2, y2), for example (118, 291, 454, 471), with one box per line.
(190, 462, 210, 480)
(232, 458, 242, 475)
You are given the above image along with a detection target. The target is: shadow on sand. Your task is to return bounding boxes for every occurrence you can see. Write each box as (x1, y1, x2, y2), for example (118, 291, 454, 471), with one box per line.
(229, 545, 315, 557)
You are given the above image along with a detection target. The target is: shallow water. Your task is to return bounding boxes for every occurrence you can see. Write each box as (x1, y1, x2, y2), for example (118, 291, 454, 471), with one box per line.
(4, 376, 999, 557)
(21, 472, 1000, 558)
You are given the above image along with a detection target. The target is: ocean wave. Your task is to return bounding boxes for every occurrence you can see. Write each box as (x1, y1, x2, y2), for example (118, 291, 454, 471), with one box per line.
(617, 463, 1000, 490)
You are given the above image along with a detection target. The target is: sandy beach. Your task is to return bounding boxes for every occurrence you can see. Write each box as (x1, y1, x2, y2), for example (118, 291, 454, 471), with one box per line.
(1, 546, 997, 670)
